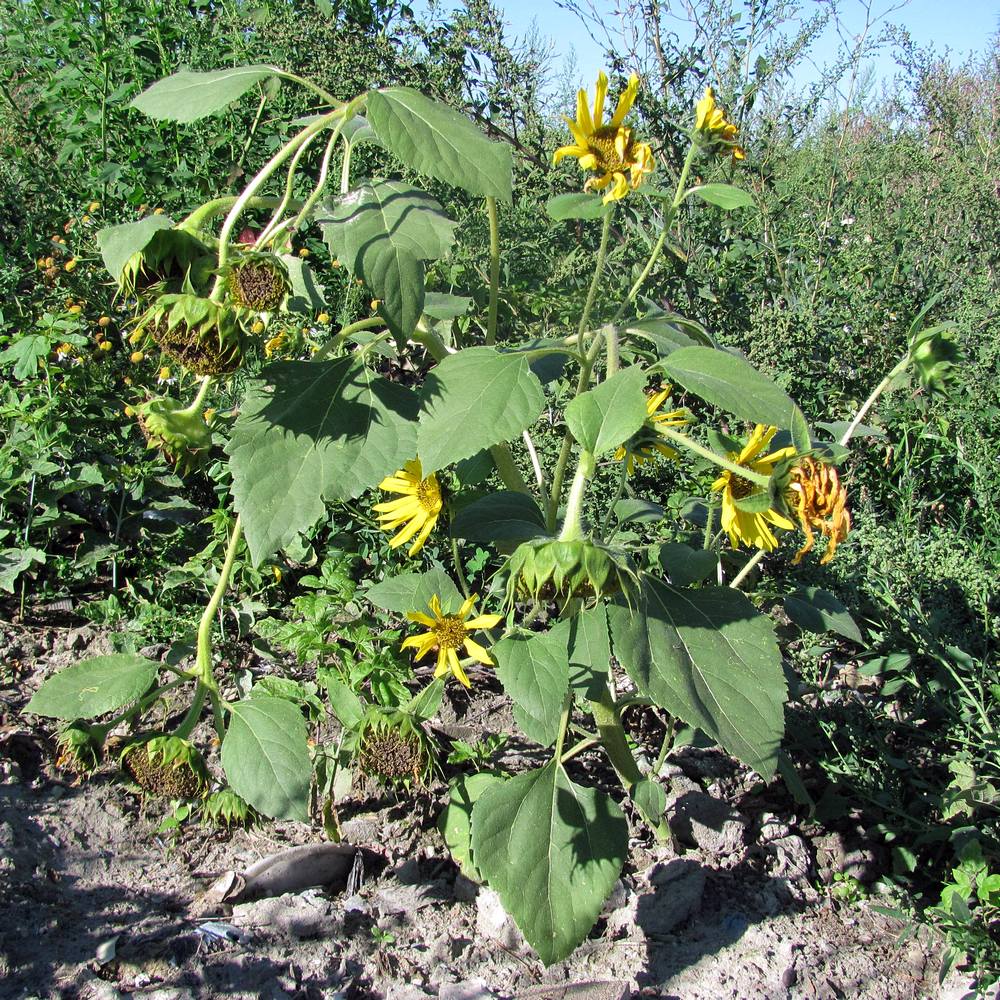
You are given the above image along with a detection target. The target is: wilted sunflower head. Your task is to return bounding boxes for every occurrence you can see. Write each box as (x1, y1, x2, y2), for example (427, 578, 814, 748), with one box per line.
(55, 722, 104, 774)
(355, 708, 434, 788)
(787, 456, 851, 564)
(202, 787, 257, 827)
(121, 735, 207, 799)
(223, 252, 290, 313)
(118, 228, 214, 299)
(134, 396, 213, 473)
(694, 87, 746, 162)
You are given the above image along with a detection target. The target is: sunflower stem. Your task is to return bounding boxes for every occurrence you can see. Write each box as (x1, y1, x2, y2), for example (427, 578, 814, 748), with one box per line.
(728, 549, 765, 590)
(553, 690, 574, 762)
(657, 425, 770, 485)
(838, 354, 908, 446)
(558, 450, 595, 541)
(605, 324, 620, 376)
(703, 503, 716, 549)
(178, 375, 214, 418)
(312, 316, 386, 360)
(485, 196, 500, 346)
(180, 196, 299, 232)
(451, 537, 472, 600)
(577, 209, 614, 341)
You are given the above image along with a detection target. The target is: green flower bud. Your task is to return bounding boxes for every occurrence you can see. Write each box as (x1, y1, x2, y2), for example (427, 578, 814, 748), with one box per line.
(202, 788, 257, 827)
(56, 722, 105, 773)
(909, 323, 961, 394)
(119, 228, 214, 299)
(135, 396, 213, 471)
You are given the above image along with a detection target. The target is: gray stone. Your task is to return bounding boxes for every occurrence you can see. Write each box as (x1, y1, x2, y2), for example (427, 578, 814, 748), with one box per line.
(475, 888, 526, 951)
(233, 890, 336, 939)
(666, 790, 747, 859)
(438, 979, 495, 1000)
(609, 858, 705, 939)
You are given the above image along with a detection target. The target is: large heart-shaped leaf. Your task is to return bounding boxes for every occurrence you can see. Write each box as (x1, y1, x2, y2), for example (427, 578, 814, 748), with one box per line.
(451, 492, 547, 544)
(319, 181, 457, 342)
(96, 215, 175, 281)
(565, 366, 648, 456)
(130, 66, 276, 123)
(784, 587, 863, 643)
(227, 359, 419, 564)
(609, 577, 785, 778)
(418, 347, 545, 473)
(492, 630, 569, 747)
(367, 88, 513, 201)
(365, 566, 463, 616)
(221, 695, 311, 822)
(472, 761, 628, 965)
(26, 654, 159, 721)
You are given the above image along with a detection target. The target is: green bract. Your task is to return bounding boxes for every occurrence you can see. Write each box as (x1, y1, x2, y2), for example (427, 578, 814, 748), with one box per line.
(134, 293, 245, 376)
(136, 397, 213, 471)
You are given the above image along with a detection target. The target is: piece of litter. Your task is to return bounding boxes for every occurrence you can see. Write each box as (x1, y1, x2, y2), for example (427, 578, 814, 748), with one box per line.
(196, 921, 251, 944)
(95, 936, 118, 965)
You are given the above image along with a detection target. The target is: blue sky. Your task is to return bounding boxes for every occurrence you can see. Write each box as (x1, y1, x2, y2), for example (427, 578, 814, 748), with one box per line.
(418, 0, 999, 95)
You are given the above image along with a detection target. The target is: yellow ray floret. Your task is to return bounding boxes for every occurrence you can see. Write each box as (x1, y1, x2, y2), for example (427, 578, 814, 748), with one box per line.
(554, 71, 655, 203)
(373, 458, 442, 557)
(614, 385, 693, 474)
(712, 424, 795, 551)
(401, 593, 502, 688)
(694, 86, 746, 161)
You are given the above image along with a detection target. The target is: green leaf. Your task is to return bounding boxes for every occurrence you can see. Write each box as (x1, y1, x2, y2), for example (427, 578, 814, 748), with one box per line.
(0, 545, 46, 591)
(318, 673, 364, 730)
(662, 346, 807, 436)
(565, 366, 648, 456)
(614, 499, 665, 524)
(687, 183, 754, 210)
(418, 347, 545, 473)
(626, 306, 715, 355)
(493, 629, 569, 747)
(96, 215, 174, 282)
(658, 542, 718, 587)
(423, 292, 472, 321)
(451, 492, 547, 544)
(545, 193, 612, 221)
(405, 677, 445, 721)
(282, 255, 327, 312)
(227, 358, 419, 564)
(633, 777, 666, 823)
(221, 695, 311, 822)
(130, 66, 276, 123)
(367, 88, 513, 202)
(471, 760, 628, 965)
(784, 587, 863, 644)
(26, 654, 159, 721)
(0, 335, 51, 379)
(366, 566, 463, 616)
(609, 577, 786, 779)
(440, 772, 503, 879)
(320, 181, 457, 343)
(565, 606, 610, 700)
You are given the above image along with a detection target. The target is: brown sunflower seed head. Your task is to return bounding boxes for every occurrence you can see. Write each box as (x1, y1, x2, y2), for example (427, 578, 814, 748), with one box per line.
(121, 736, 207, 799)
(224, 253, 290, 313)
(134, 293, 245, 376)
(356, 709, 433, 788)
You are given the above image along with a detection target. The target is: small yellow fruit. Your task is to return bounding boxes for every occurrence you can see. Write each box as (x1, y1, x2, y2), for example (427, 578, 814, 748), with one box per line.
(44, 257, 55, 268)
(130, 351, 144, 364)
(98, 316, 111, 328)
(99, 341, 112, 352)
(64, 259, 78, 272)
(203, 408, 216, 423)
(298, 247, 310, 258)
(370, 299, 380, 311)
(153, 207, 165, 215)
(272, 566, 283, 582)
(81, 215, 91, 224)
(128, 329, 143, 345)
(158, 366, 172, 381)
(68, 304, 82, 314)
(317, 312, 331, 324)
(124, 405, 135, 417)
(251, 320, 265, 335)
(332, 259, 342, 268)
(88, 201, 101, 213)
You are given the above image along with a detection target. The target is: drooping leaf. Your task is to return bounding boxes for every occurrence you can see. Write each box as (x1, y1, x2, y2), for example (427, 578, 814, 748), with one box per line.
(26, 654, 159, 721)
(221, 695, 311, 822)
(319, 181, 457, 342)
(96, 215, 174, 281)
(130, 66, 276, 123)
(784, 587, 863, 643)
(492, 630, 569, 747)
(440, 772, 504, 879)
(565, 606, 611, 700)
(662, 345, 809, 446)
(451, 492, 547, 544)
(609, 577, 785, 778)
(0, 545, 46, 592)
(687, 183, 755, 210)
(614, 499, 665, 524)
(625, 307, 715, 354)
(423, 292, 472, 321)
(365, 566, 463, 616)
(564, 366, 648, 456)
(471, 761, 628, 965)
(227, 358, 419, 564)
(367, 88, 513, 201)
(545, 193, 612, 221)
(405, 677, 446, 721)
(282, 255, 327, 312)
(418, 347, 546, 473)
(658, 542, 719, 587)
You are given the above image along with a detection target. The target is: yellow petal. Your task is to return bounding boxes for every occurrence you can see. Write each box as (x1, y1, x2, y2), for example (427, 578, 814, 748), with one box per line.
(614, 127, 628, 159)
(576, 87, 594, 137)
(451, 656, 471, 688)
(388, 512, 427, 548)
(553, 143, 586, 165)
(586, 172, 613, 192)
(458, 593, 478, 619)
(464, 637, 494, 666)
(578, 152, 598, 171)
(695, 87, 716, 130)
(609, 73, 639, 129)
(602, 172, 629, 204)
(406, 611, 437, 627)
(563, 115, 589, 148)
(408, 514, 437, 556)
(466, 613, 502, 630)
(378, 475, 417, 492)
(592, 71, 609, 129)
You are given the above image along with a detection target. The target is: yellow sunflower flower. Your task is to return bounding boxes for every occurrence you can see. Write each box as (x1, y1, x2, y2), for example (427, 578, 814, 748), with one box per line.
(614, 385, 692, 474)
(712, 424, 795, 551)
(374, 458, 442, 556)
(401, 593, 502, 688)
(788, 457, 851, 564)
(694, 87, 746, 161)
(554, 71, 655, 203)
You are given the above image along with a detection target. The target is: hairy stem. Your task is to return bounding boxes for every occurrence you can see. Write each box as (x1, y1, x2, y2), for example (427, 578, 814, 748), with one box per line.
(486, 196, 500, 346)
(657, 425, 770, 485)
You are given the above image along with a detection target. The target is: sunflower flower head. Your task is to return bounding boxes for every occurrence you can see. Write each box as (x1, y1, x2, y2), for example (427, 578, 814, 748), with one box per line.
(374, 458, 442, 556)
(694, 87, 746, 162)
(614, 385, 692, 474)
(712, 424, 796, 551)
(788, 456, 851, 564)
(401, 593, 502, 688)
(554, 71, 655, 203)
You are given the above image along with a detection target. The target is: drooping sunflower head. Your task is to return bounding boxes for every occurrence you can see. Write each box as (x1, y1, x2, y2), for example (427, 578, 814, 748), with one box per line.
(118, 227, 214, 299)
(374, 458, 443, 556)
(554, 71, 655, 203)
(223, 252, 290, 314)
(121, 735, 207, 799)
(694, 86, 746, 162)
(614, 385, 693, 474)
(202, 787, 257, 827)
(134, 396, 214, 473)
(133, 293, 245, 376)
(355, 708, 435, 788)
(787, 456, 851, 564)
(401, 593, 501, 688)
(712, 424, 796, 552)
(55, 722, 104, 774)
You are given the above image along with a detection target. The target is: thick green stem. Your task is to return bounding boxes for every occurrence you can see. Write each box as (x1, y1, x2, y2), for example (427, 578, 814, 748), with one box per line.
(553, 691, 574, 761)
(177, 516, 244, 739)
(272, 67, 340, 108)
(312, 316, 385, 361)
(590, 685, 670, 840)
(558, 450, 595, 541)
(605, 325, 620, 376)
(486, 196, 500, 346)
(181, 196, 299, 232)
(577, 210, 613, 341)
(178, 375, 214, 418)
(657, 425, 770, 485)
(838, 354, 908, 446)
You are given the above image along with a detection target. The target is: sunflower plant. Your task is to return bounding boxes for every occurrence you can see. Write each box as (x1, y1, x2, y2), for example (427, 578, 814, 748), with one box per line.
(23, 65, 955, 965)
